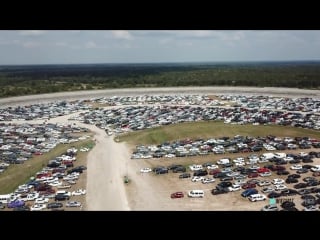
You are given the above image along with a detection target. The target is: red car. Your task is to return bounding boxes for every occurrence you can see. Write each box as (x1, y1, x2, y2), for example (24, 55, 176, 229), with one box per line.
(171, 192, 184, 199)
(257, 168, 270, 173)
(248, 172, 259, 178)
(242, 183, 256, 189)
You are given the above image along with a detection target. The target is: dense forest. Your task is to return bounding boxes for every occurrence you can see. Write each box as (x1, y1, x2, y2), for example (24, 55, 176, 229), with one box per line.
(0, 61, 319, 98)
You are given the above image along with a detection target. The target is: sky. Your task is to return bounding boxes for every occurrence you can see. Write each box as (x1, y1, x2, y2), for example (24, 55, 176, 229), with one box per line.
(0, 30, 319, 65)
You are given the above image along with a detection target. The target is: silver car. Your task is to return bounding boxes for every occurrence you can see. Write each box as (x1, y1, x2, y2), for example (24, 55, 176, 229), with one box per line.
(261, 204, 279, 211)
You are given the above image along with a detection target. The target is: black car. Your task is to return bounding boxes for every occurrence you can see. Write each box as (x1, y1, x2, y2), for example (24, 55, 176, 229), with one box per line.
(280, 189, 299, 196)
(277, 170, 290, 175)
(55, 194, 70, 201)
(288, 159, 301, 164)
(307, 181, 320, 187)
(47, 202, 63, 209)
(294, 183, 308, 189)
(303, 177, 317, 182)
(298, 188, 312, 195)
(296, 168, 308, 174)
(155, 169, 168, 174)
(217, 181, 232, 188)
(302, 164, 314, 169)
(173, 166, 186, 173)
(13, 206, 30, 211)
(267, 192, 282, 198)
(76, 165, 87, 170)
(67, 168, 83, 174)
(285, 178, 298, 184)
(220, 176, 233, 182)
(287, 174, 301, 179)
(301, 194, 316, 200)
(281, 201, 295, 209)
(302, 198, 317, 206)
(179, 173, 191, 179)
(211, 188, 228, 195)
(167, 164, 183, 170)
(193, 170, 208, 176)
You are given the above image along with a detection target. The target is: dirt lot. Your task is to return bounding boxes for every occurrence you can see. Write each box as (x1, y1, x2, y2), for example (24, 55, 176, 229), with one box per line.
(2, 87, 320, 211)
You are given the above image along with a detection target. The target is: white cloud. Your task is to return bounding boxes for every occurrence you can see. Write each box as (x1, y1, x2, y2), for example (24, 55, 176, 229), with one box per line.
(55, 42, 68, 47)
(19, 30, 46, 36)
(22, 41, 40, 48)
(111, 30, 133, 40)
(85, 41, 97, 48)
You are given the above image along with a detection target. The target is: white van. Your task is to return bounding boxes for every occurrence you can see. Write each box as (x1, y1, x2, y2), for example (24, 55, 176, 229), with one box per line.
(188, 190, 204, 198)
(0, 194, 15, 204)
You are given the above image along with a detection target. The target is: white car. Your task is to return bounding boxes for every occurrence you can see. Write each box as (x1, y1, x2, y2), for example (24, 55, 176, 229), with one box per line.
(262, 187, 275, 193)
(233, 157, 244, 163)
(207, 164, 219, 170)
(30, 204, 47, 211)
(140, 167, 152, 173)
(189, 165, 203, 171)
(274, 184, 287, 191)
(201, 178, 215, 184)
(234, 162, 246, 167)
(259, 172, 272, 177)
(258, 180, 271, 187)
(66, 201, 82, 207)
(299, 152, 308, 157)
(290, 164, 302, 170)
(272, 178, 285, 185)
(304, 205, 319, 211)
(48, 181, 62, 187)
(234, 179, 246, 186)
(311, 165, 320, 172)
(228, 184, 241, 192)
(248, 194, 267, 202)
(35, 197, 49, 204)
(191, 176, 205, 182)
(72, 189, 86, 196)
(248, 165, 260, 170)
(226, 172, 240, 177)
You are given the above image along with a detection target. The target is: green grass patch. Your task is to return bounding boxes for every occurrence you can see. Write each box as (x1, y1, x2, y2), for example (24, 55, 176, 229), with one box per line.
(118, 121, 320, 145)
(0, 139, 95, 194)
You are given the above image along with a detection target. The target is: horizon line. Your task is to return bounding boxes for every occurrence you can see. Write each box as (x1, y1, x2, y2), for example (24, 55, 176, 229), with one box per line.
(1, 59, 320, 67)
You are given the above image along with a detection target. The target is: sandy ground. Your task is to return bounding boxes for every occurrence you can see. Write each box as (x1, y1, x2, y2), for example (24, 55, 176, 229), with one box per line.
(1, 86, 320, 108)
(2, 87, 320, 211)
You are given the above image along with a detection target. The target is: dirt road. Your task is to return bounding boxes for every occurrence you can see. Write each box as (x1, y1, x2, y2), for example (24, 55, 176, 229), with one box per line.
(2, 87, 320, 211)
(1, 86, 320, 108)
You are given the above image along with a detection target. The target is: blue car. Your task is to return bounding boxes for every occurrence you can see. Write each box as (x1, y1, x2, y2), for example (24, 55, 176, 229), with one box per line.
(7, 200, 25, 208)
(241, 188, 258, 197)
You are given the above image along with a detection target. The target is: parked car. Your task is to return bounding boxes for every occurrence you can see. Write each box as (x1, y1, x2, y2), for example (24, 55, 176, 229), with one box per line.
(47, 202, 63, 209)
(241, 188, 258, 197)
(30, 204, 47, 211)
(304, 205, 319, 211)
(71, 189, 86, 196)
(281, 201, 295, 209)
(170, 192, 184, 199)
(202, 178, 215, 184)
(173, 166, 186, 173)
(54, 194, 70, 201)
(242, 183, 256, 189)
(7, 199, 25, 208)
(179, 173, 191, 179)
(261, 204, 279, 211)
(248, 194, 267, 202)
(193, 170, 208, 176)
(140, 167, 152, 173)
(66, 201, 82, 207)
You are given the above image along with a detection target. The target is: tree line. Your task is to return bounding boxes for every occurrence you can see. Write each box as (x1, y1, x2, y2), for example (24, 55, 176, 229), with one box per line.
(0, 61, 319, 98)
